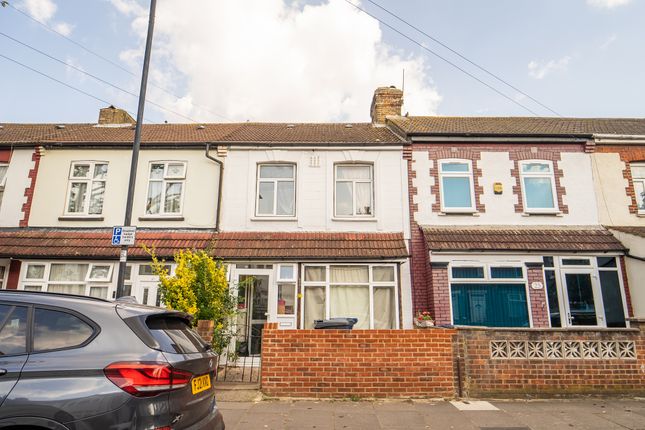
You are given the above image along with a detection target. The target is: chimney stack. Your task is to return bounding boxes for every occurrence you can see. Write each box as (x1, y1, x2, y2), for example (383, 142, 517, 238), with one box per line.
(370, 86, 403, 125)
(98, 105, 136, 125)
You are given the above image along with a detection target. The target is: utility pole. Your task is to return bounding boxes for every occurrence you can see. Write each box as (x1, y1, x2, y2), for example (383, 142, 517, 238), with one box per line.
(115, 0, 157, 298)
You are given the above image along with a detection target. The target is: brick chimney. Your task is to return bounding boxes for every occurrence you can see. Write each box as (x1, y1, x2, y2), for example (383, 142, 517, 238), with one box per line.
(98, 105, 136, 125)
(370, 86, 403, 125)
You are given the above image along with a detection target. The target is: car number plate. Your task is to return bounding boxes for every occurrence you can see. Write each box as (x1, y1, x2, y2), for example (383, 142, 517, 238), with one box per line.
(191, 374, 211, 395)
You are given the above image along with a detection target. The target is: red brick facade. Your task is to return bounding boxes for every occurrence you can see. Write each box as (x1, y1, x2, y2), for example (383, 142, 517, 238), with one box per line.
(526, 264, 549, 328)
(19, 148, 41, 227)
(261, 323, 456, 398)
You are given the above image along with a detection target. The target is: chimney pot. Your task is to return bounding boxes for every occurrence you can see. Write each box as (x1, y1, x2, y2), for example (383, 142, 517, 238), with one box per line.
(370, 86, 403, 125)
(98, 106, 136, 125)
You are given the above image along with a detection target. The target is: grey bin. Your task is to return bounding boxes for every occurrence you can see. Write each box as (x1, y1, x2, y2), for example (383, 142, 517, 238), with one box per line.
(313, 317, 358, 330)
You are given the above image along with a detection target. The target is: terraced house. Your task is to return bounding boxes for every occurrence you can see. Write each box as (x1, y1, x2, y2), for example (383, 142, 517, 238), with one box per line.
(385, 106, 645, 329)
(0, 98, 413, 353)
(1, 87, 644, 336)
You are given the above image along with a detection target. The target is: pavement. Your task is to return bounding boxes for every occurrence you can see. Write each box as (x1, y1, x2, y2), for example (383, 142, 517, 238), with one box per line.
(218, 398, 645, 430)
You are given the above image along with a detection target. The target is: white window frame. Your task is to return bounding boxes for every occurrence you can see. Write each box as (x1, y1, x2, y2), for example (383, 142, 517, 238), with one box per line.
(255, 163, 297, 217)
(277, 264, 296, 282)
(86, 264, 113, 282)
(519, 160, 559, 213)
(0, 263, 8, 289)
(300, 263, 399, 329)
(63, 161, 109, 216)
(333, 164, 375, 218)
(630, 162, 645, 214)
(19, 262, 115, 299)
(438, 159, 476, 213)
(145, 161, 187, 216)
(0, 162, 8, 208)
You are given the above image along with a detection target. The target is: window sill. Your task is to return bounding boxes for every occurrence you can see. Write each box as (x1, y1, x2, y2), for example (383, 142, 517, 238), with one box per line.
(58, 215, 104, 221)
(251, 216, 298, 222)
(438, 211, 479, 217)
(521, 211, 563, 217)
(637, 213, 645, 218)
(138, 216, 185, 221)
(331, 217, 378, 222)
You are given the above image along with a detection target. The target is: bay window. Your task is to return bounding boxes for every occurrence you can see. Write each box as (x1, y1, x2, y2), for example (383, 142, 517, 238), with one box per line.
(146, 162, 186, 215)
(302, 264, 398, 329)
(450, 264, 529, 327)
(334, 164, 374, 217)
(519, 161, 558, 212)
(439, 160, 475, 212)
(65, 161, 108, 215)
(630, 162, 645, 212)
(256, 164, 296, 217)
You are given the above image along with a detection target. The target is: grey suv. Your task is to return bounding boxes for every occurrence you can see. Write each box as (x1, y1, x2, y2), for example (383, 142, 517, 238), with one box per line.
(0, 290, 225, 429)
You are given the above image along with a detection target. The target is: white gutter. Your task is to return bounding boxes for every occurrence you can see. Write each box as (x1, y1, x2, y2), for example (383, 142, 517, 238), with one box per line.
(593, 134, 645, 144)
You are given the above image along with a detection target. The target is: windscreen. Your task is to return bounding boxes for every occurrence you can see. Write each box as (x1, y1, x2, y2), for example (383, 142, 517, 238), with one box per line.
(145, 316, 208, 354)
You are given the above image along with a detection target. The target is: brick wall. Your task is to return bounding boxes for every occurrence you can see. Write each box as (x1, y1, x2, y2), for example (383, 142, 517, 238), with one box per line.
(526, 264, 549, 328)
(19, 148, 41, 227)
(429, 263, 451, 325)
(261, 323, 456, 398)
(456, 322, 645, 397)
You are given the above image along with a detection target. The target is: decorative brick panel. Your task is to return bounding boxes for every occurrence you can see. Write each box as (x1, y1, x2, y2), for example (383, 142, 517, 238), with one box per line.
(526, 264, 549, 328)
(429, 263, 451, 325)
(19, 148, 41, 227)
(620, 255, 634, 317)
(261, 323, 456, 398)
(6, 260, 21, 290)
(429, 148, 485, 213)
(509, 149, 569, 214)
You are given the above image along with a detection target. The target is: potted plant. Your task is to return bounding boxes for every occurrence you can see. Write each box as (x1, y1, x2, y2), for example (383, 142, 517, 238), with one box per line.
(414, 311, 435, 328)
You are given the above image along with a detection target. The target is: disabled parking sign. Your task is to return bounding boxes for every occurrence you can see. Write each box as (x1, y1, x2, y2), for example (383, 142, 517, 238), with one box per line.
(111, 226, 136, 246)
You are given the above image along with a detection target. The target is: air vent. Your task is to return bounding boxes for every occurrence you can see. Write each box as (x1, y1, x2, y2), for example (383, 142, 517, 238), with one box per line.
(286, 124, 295, 129)
(344, 124, 353, 128)
(197, 125, 206, 130)
(56, 124, 66, 129)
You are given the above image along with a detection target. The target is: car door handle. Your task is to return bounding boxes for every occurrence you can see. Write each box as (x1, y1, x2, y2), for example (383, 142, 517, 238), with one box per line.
(0, 369, 7, 376)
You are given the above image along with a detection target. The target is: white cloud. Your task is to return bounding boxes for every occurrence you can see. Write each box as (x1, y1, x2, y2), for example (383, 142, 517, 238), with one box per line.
(587, 0, 631, 9)
(19, 0, 73, 35)
(108, 0, 441, 122)
(19, 0, 57, 22)
(528, 56, 571, 80)
(53, 22, 74, 36)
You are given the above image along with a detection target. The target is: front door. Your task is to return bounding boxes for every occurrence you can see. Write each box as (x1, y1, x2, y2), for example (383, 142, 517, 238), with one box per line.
(561, 270, 603, 327)
(235, 271, 274, 356)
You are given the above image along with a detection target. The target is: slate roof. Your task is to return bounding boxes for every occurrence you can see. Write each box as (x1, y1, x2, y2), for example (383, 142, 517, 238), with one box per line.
(0, 229, 408, 260)
(421, 225, 626, 252)
(388, 116, 645, 137)
(0, 122, 403, 146)
(211, 232, 408, 259)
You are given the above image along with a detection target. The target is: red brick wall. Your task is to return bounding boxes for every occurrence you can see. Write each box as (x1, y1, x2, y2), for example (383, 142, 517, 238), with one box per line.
(5, 260, 21, 290)
(526, 264, 549, 328)
(0, 149, 11, 163)
(261, 323, 456, 398)
(457, 323, 645, 397)
(429, 263, 451, 325)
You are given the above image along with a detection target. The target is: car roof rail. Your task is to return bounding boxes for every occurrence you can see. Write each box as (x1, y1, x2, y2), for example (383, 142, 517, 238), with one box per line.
(115, 295, 139, 304)
(0, 289, 111, 303)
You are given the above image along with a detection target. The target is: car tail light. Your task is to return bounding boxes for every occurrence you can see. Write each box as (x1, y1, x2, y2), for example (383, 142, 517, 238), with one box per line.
(104, 362, 192, 397)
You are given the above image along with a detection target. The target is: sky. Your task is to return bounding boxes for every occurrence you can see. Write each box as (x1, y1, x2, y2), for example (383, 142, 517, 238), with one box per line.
(0, 0, 643, 124)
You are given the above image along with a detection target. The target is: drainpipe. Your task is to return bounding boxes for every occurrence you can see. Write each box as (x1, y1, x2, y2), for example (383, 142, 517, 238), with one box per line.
(204, 143, 223, 231)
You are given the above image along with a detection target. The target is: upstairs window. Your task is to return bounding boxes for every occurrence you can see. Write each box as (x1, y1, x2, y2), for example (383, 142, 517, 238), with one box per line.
(630, 162, 645, 213)
(256, 164, 296, 217)
(334, 164, 373, 217)
(519, 161, 558, 212)
(146, 162, 186, 215)
(0, 163, 7, 208)
(439, 160, 475, 212)
(65, 162, 108, 215)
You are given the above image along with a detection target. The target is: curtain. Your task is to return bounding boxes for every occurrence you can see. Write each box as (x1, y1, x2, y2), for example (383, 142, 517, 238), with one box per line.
(373, 266, 394, 282)
(47, 284, 86, 295)
(164, 182, 182, 213)
(330, 286, 369, 329)
(331, 266, 368, 283)
(89, 181, 105, 214)
(337, 165, 371, 180)
(257, 181, 274, 214)
(335, 181, 353, 216)
(26, 265, 45, 279)
(304, 287, 325, 329)
(355, 182, 372, 215)
(276, 181, 295, 215)
(304, 266, 325, 282)
(67, 182, 87, 213)
(89, 286, 108, 299)
(49, 264, 88, 282)
(146, 181, 162, 214)
(373, 287, 395, 329)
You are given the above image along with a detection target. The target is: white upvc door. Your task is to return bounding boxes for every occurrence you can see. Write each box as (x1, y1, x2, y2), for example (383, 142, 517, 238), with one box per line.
(559, 268, 605, 328)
